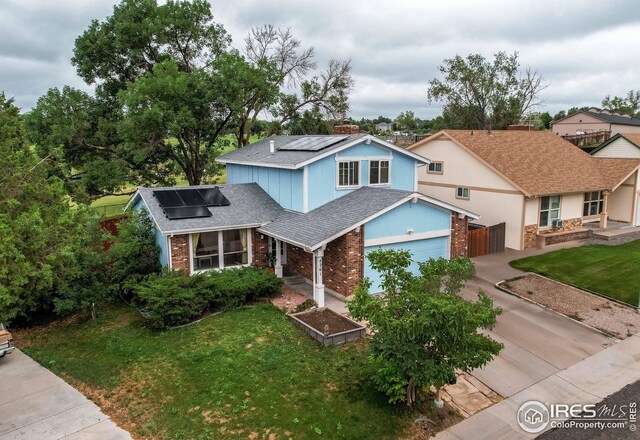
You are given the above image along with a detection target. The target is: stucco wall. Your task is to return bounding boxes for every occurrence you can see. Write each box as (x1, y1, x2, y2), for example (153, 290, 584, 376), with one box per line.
(412, 138, 524, 250)
(552, 112, 610, 136)
(612, 125, 640, 134)
(593, 138, 640, 158)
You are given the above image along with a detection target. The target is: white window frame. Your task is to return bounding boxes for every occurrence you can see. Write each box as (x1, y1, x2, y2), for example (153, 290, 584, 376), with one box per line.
(189, 228, 252, 274)
(267, 236, 287, 265)
(427, 161, 444, 174)
(539, 195, 561, 228)
(369, 159, 391, 186)
(336, 160, 361, 189)
(456, 187, 470, 200)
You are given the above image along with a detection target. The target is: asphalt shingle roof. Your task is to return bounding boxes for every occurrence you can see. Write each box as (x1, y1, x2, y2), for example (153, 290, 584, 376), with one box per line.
(258, 187, 413, 250)
(217, 134, 367, 168)
(134, 183, 283, 234)
(587, 112, 640, 127)
(413, 130, 640, 196)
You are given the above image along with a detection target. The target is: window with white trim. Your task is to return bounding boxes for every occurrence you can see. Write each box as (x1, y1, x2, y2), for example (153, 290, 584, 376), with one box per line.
(539, 195, 561, 227)
(427, 161, 443, 174)
(583, 191, 603, 216)
(456, 187, 470, 200)
(192, 229, 248, 271)
(369, 160, 390, 185)
(338, 161, 359, 187)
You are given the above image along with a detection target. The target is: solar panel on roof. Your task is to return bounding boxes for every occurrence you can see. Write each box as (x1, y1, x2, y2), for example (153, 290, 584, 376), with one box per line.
(163, 206, 212, 220)
(153, 190, 185, 208)
(278, 136, 348, 152)
(198, 188, 230, 206)
(178, 188, 207, 207)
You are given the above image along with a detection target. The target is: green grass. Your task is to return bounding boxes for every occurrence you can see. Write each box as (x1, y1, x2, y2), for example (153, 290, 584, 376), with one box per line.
(510, 240, 640, 305)
(19, 304, 419, 439)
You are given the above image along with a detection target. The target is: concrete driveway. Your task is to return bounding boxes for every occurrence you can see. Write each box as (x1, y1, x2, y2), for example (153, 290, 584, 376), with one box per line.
(464, 243, 613, 398)
(0, 350, 130, 440)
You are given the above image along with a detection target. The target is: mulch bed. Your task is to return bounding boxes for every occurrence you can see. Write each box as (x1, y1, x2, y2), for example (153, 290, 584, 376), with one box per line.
(294, 308, 360, 334)
(269, 284, 309, 314)
(500, 273, 640, 339)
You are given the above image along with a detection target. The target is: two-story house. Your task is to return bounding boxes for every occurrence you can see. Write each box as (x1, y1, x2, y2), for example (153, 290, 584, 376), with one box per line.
(126, 133, 478, 306)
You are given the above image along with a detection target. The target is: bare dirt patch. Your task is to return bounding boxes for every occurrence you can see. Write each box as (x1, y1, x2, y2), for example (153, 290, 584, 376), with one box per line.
(501, 273, 640, 339)
(269, 285, 309, 314)
(294, 308, 360, 334)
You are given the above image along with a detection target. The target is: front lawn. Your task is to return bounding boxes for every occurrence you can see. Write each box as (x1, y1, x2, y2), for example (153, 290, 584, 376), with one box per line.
(510, 240, 640, 306)
(16, 304, 431, 439)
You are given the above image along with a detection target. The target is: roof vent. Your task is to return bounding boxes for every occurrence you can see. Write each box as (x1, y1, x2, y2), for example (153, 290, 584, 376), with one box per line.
(269, 140, 275, 154)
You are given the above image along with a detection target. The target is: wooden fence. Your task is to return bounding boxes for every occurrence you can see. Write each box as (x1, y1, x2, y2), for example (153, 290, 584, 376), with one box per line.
(468, 222, 506, 258)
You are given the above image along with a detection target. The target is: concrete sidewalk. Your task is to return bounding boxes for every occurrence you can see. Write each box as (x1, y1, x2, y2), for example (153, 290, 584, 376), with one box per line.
(435, 333, 640, 440)
(0, 350, 131, 440)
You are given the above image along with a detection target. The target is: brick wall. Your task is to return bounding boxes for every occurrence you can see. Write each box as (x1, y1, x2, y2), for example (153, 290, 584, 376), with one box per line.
(332, 124, 360, 135)
(324, 227, 364, 297)
(252, 229, 269, 267)
(450, 214, 469, 258)
(287, 245, 313, 280)
(170, 234, 190, 274)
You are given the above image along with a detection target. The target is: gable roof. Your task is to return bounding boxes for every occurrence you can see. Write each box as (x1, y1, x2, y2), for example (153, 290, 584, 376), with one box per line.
(552, 110, 640, 127)
(409, 130, 640, 197)
(126, 183, 284, 234)
(216, 134, 430, 169)
(590, 133, 640, 155)
(258, 186, 478, 251)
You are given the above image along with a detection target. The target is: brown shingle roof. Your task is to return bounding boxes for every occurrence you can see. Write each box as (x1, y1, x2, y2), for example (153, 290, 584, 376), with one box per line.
(410, 130, 640, 196)
(594, 158, 640, 190)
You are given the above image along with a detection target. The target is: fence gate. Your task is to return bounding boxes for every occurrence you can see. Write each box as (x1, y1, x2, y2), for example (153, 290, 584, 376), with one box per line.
(468, 222, 506, 257)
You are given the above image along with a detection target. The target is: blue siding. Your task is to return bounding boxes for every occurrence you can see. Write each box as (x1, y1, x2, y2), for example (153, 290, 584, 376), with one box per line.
(365, 202, 451, 240)
(306, 141, 417, 211)
(364, 237, 449, 293)
(134, 197, 169, 267)
(226, 164, 304, 211)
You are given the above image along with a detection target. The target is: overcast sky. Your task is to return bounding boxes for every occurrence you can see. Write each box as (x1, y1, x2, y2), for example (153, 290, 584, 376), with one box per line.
(2, 0, 640, 119)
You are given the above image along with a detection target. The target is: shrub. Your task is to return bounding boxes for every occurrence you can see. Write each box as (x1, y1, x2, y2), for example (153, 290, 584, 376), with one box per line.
(133, 265, 283, 329)
(294, 299, 317, 313)
(134, 270, 207, 329)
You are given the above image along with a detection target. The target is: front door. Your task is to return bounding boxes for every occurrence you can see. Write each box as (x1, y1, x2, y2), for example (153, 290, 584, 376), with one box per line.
(268, 237, 287, 265)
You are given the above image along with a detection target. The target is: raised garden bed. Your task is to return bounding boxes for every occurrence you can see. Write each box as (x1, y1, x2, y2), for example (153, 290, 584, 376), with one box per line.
(289, 307, 366, 346)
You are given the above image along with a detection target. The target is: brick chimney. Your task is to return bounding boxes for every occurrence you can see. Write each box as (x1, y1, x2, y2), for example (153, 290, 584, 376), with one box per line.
(332, 124, 360, 135)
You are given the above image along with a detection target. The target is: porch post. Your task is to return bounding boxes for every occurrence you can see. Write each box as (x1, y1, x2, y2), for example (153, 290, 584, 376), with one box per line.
(313, 248, 325, 308)
(600, 191, 609, 229)
(274, 239, 283, 278)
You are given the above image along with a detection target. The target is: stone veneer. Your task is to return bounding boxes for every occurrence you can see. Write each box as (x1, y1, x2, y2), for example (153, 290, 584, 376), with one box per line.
(450, 213, 469, 258)
(523, 217, 584, 249)
(169, 234, 190, 274)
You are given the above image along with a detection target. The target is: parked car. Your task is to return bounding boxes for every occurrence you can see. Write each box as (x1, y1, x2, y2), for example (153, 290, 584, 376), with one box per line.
(0, 324, 15, 358)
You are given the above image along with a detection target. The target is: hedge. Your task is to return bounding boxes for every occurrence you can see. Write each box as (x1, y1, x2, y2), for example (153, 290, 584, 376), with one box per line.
(134, 265, 283, 329)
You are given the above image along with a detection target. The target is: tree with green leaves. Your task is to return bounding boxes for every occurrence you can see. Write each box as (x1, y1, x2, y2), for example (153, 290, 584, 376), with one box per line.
(427, 52, 546, 130)
(348, 249, 502, 407)
(602, 90, 640, 118)
(27, 0, 277, 197)
(0, 93, 104, 323)
(394, 110, 418, 131)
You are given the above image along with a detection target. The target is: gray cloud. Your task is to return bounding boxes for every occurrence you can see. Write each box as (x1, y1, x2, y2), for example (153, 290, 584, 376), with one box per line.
(2, 0, 640, 119)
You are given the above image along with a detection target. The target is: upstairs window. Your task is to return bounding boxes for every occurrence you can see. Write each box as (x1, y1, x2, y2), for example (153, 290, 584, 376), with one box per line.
(338, 161, 359, 187)
(583, 191, 603, 216)
(369, 160, 390, 185)
(456, 187, 470, 200)
(539, 195, 561, 227)
(427, 161, 443, 174)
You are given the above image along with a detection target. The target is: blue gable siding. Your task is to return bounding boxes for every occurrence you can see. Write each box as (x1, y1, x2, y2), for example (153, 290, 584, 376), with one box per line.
(306, 141, 417, 211)
(134, 197, 169, 267)
(226, 164, 304, 211)
(364, 201, 451, 240)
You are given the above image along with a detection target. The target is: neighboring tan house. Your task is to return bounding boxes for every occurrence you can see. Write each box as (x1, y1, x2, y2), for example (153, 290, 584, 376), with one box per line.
(408, 130, 640, 250)
(126, 133, 478, 305)
(591, 133, 640, 224)
(552, 108, 640, 136)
